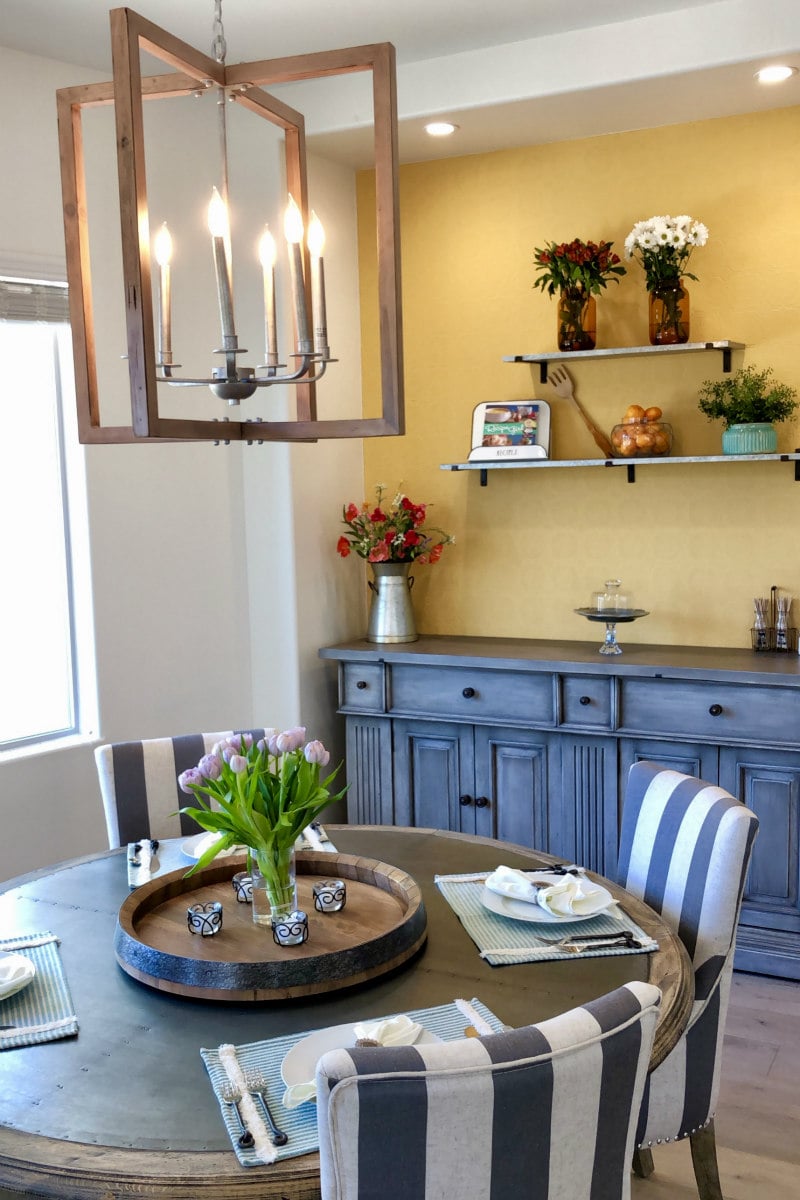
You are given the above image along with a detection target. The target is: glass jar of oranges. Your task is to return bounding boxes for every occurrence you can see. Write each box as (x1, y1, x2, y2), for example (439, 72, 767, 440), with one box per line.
(610, 405, 672, 458)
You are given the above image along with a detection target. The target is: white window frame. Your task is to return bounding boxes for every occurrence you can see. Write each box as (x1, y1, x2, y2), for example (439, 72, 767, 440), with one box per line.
(0, 262, 97, 754)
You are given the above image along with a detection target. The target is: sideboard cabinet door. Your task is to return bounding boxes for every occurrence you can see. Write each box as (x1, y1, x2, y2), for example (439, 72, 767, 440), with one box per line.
(719, 747, 800, 979)
(472, 727, 555, 850)
(392, 719, 476, 832)
(618, 738, 720, 787)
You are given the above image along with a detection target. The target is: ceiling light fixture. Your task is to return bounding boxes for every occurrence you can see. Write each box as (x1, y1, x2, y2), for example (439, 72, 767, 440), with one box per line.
(754, 64, 798, 84)
(57, 3, 404, 444)
(425, 121, 458, 137)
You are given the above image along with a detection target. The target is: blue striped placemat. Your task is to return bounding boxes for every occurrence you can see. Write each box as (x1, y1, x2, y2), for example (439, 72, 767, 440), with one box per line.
(201, 997, 504, 1167)
(0, 931, 79, 1049)
(436, 872, 658, 965)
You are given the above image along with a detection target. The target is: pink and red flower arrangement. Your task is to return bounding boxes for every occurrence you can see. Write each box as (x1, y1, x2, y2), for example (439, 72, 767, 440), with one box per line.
(337, 484, 454, 565)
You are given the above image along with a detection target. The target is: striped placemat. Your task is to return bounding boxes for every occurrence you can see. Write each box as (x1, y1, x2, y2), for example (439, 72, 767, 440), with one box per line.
(436, 872, 658, 965)
(0, 931, 79, 1049)
(201, 997, 504, 1167)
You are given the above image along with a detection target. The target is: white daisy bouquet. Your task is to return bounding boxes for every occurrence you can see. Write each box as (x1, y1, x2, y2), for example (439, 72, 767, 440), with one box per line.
(624, 214, 709, 291)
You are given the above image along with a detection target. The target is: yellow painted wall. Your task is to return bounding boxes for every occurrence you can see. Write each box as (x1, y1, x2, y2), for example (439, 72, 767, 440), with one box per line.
(357, 105, 800, 649)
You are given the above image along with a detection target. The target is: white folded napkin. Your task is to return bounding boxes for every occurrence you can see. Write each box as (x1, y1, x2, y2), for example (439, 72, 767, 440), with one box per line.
(282, 1015, 423, 1109)
(0, 951, 36, 995)
(534, 875, 615, 917)
(484, 865, 542, 903)
(485, 865, 615, 917)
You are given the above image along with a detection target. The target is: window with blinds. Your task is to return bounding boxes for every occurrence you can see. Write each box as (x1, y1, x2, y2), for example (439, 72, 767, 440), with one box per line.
(0, 275, 91, 750)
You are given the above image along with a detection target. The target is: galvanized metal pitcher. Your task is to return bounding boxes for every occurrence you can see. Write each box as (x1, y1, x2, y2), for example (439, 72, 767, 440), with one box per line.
(367, 563, 417, 643)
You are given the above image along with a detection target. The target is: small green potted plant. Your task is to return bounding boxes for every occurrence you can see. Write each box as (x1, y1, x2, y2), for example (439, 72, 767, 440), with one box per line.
(697, 365, 798, 454)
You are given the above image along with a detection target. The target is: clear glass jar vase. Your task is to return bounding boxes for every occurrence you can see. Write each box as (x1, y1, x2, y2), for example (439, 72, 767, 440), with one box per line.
(648, 279, 690, 345)
(249, 846, 298, 928)
(557, 290, 596, 352)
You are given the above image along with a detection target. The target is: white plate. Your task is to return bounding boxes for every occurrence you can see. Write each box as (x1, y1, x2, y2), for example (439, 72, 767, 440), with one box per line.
(480, 873, 618, 924)
(180, 832, 245, 861)
(0, 953, 36, 1001)
(281, 1020, 440, 1088)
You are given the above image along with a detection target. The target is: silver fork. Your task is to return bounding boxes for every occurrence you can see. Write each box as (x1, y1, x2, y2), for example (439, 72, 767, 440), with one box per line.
(486, 931, 642, 956)
(244, 1070, 288, 1146)
(220, 1081, 255, 1148)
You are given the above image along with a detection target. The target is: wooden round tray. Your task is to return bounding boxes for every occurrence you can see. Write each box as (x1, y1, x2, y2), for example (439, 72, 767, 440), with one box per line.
(114, 850, 427, 1001)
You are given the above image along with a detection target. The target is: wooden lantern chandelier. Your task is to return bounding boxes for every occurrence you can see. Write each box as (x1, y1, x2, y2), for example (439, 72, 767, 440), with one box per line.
(56, 5, 404, 443)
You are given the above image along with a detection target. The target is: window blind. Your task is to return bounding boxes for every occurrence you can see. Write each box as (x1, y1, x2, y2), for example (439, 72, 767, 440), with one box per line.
(0, 278, 70, 324)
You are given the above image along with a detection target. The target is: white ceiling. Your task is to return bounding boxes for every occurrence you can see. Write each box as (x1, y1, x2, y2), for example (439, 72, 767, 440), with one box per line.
(1, 0, 798, 164)
(0, 1, 721, 73)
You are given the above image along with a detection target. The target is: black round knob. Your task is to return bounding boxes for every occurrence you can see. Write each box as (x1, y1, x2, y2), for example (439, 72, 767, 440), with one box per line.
(475, 796, 490, 808)
(579, 695, 591, 706)
(459, 794, 473, 806)
(356, 680, 368, 690)
(709, 703, 723, 716)
(462, 686, 476, 699)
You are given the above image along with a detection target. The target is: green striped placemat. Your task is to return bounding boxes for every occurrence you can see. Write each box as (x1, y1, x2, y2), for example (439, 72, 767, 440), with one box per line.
(436, 872, 658, 965)
(201, 997, 504, 1167)
(0, 931, 79, 1049)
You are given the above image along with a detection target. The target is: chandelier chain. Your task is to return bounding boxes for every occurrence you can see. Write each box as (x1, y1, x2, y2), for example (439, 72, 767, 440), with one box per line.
(211, 0, 230, 209)
(211, 0, 227, 65)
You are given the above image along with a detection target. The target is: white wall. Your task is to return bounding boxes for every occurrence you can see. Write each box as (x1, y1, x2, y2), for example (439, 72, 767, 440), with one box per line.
(0, 45, 362, 876)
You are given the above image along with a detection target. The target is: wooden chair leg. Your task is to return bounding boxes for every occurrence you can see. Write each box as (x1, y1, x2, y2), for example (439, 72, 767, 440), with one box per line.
(689, 1120, 724, 1200)
(632, 1147, 654, 1178)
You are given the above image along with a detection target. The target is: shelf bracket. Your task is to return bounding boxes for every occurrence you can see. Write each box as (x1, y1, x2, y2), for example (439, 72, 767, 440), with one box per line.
(722, 346, 733, 373)
(795, 449, 800, 482)
(480, 468, 488, 487)
(539, 363, 549, 384)
(627, 464, 636, 483)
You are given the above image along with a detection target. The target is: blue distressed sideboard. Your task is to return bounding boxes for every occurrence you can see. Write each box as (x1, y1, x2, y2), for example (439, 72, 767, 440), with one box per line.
(320, 636, 800, 980)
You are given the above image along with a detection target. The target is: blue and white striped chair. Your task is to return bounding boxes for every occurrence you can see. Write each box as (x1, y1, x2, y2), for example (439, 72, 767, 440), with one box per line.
(316, 982, 661, 1200)
(94, 729, 267, 847)
(618, 762, 759, 1200)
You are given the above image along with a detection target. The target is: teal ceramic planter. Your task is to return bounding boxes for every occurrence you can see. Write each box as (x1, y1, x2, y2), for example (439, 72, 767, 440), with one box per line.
(721, 423, 778, 455)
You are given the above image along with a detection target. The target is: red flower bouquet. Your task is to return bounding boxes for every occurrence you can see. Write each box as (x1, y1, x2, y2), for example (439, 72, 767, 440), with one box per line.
(337, 484, 454, 565)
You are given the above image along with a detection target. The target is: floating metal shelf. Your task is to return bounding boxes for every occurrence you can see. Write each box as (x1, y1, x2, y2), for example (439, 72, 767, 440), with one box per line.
(504, 340, 745, 382)
(441, 452, 800, 486)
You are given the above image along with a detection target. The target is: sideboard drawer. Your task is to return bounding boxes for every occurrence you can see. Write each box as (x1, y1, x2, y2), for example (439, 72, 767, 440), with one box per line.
(619, 677, 800, 746)
(561, 675, 613, 728)
(341, 663, 386, 713)
(389, 664, 554, 725)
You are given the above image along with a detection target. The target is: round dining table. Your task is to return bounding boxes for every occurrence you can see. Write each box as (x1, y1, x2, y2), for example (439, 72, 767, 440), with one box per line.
(0, 825, 692, 1199)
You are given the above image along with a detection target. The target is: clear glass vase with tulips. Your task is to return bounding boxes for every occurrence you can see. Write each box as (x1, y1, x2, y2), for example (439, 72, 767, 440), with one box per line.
(177, 729, 346, 926)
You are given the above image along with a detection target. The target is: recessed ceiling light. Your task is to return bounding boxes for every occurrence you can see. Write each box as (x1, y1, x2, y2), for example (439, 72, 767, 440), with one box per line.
(754, 64, 798, 84)
(425, 121, 459, 137)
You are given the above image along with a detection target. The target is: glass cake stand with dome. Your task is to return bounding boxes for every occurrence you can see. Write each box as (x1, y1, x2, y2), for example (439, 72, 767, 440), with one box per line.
(575, 579, 649, 654)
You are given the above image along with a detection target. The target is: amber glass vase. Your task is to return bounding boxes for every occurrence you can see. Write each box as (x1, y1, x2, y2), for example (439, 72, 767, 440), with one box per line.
(648, 279, 690, 345)
(557, 290, 596, 352)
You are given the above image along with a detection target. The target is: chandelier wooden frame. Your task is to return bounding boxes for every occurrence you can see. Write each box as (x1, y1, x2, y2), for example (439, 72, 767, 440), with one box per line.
(57, 7, 404, 443)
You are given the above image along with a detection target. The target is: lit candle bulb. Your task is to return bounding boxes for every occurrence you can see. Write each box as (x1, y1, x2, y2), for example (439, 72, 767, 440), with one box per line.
(153, 222, 173, 364)
(284, 194, 311, 354)
(258, 226, 278, 367)
(307, 210, 329, 358)
(208, 187, 236, 342)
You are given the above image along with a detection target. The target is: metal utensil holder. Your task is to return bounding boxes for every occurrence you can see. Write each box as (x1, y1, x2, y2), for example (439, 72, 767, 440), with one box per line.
(751, 626, 798, 652)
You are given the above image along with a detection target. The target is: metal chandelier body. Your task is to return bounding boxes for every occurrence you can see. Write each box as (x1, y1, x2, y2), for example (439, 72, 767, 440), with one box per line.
(57, 6, 404, 443)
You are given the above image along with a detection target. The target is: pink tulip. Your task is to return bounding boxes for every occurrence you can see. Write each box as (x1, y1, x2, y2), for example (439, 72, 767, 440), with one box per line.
(304, 740, 330, 766)
(198, 753, 222, 781)
(178, 767, 203, 793)
(276, 726, 306, 754)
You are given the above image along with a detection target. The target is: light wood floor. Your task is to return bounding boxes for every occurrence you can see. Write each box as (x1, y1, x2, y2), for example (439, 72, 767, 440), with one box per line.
(631, 971, 799, 1198)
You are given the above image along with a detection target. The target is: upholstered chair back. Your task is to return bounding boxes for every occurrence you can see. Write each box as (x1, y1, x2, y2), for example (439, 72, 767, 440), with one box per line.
(617, 761, 758, 1165)
(316, 981, 661, 1200)
(94, 729, 267, 848)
